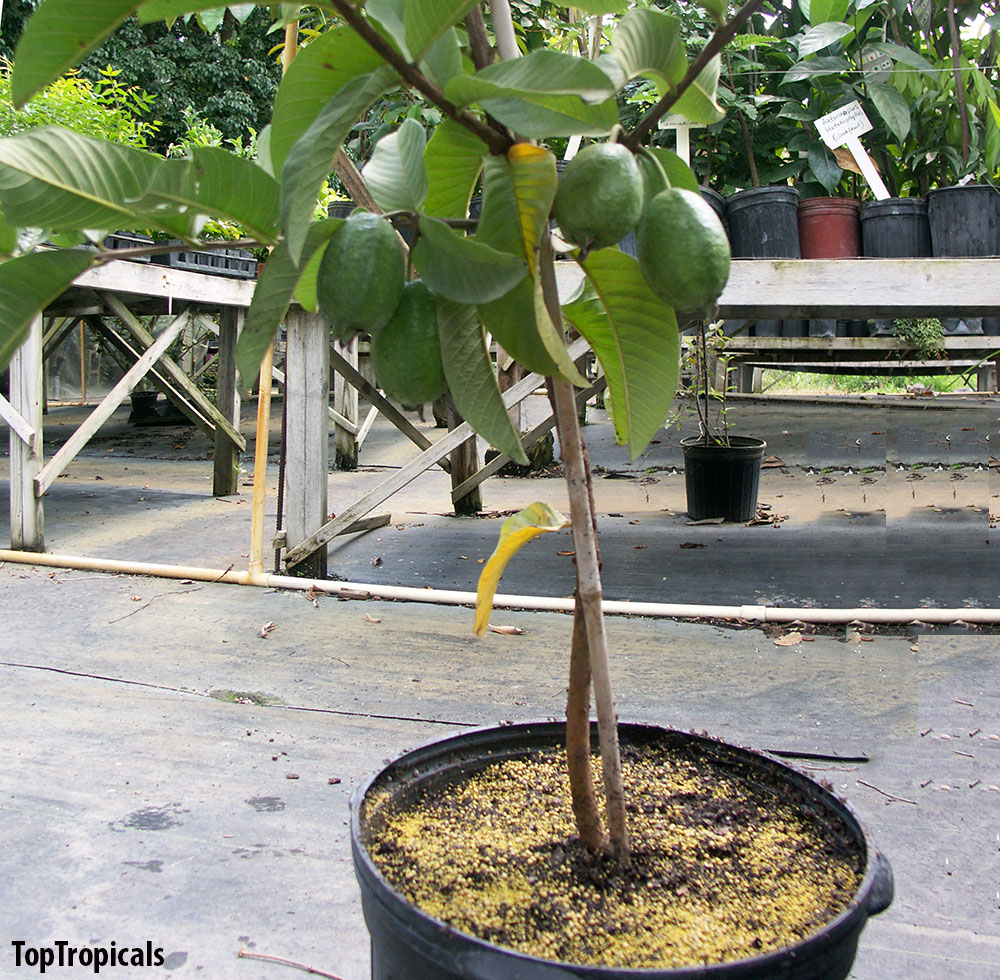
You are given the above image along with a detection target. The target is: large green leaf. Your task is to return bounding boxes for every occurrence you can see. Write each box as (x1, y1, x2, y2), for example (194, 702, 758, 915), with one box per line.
(562, 250, 680, 459)
(280, 66, 397, 264)
(868, 41, 935, 74)
(235, 220, 340, 386)
(560, 0, 627, 11)
(422, 119, 486, 218)
(269, 26, 391, 177)
(797, 22, 854, 58)
(807, 143, 842, 193)
(436, 299, 527, 464)
(137, 0, 262, 22)
(420, 27, 463, 89)
(610, 8, 685, 86)
(366, 0, 409, 56)
(782, 56, 849, 84)
(478, 155, 533, 257)
(11, 0, 140, 106)
(445, 49, 617, 107)
(404, 0, 478, 62)
(412, 216, 527, 303)
(868, 81, 911, 142)
(478, 278, 562, 377)
(670, 56, 725, 125)
(0, 127, 162, 232)
(531, 274, 590, 388)
(808, 0, 849, 27)
(362, 119, 429, 213)
(141, 148, 281, 244)
(0, 249, 94, 370)
(471, 95, 618, 139)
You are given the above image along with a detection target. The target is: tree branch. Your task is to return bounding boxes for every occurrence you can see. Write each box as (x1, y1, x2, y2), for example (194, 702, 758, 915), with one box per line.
(465, 5, 495, 71)
(622, 0, 769, 152)
(327, 0, 512, 155)
(945, 0, 971, 166)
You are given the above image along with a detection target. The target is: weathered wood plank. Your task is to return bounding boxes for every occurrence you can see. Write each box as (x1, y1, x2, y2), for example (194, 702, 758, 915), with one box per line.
(70, 257, 255, 309)
(333, 334, 359, 471)
(328, 344, 451, 473)
(34, 311, 189, 497)
(283, 310, 329, 578)
(269, 364, 357, 433)
(213, 306, 243, 496)
(100, 291, 245, 451)
(554, 258, 1000, 318)
(0, 390, 35, 445)
(8, 315, 44, 551)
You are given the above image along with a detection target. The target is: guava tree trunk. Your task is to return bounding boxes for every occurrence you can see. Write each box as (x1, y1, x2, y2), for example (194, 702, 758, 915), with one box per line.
(540, 234, 630, 864)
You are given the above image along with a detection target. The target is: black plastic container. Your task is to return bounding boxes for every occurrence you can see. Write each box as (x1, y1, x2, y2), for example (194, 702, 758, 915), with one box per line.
(151, 244, 257, 279)
(860, 197, 931, 258)
(681, 435, 766, 522)
(725, 186, 800, 258)
(351, 721, 893, 980)
(700, 186, 728, 236)
(927, 184, 1000, 257)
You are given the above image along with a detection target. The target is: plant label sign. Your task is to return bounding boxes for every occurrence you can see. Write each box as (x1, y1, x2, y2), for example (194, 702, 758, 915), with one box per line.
(815, 101, 890, 200)
(658, 113, 706, 165)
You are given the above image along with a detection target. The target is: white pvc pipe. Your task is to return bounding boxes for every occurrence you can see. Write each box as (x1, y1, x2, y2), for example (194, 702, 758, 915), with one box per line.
(1, 549, 997, 625)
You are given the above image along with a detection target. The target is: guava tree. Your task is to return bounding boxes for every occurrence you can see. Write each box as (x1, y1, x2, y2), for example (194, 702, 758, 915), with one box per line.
(0, 0, 764, 862)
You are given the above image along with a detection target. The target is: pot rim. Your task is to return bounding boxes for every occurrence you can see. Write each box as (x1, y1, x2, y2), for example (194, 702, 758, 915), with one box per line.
(350, 720, 891, 978)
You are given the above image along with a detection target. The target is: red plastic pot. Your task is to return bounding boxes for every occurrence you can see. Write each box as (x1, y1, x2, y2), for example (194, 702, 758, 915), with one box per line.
(798, 197, 861, 258)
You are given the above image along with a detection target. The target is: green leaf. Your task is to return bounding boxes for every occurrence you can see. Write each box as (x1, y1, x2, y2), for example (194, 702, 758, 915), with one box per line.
(670, 56, 725, 125)
(437, 299, 527, 466)
(0, 127, 161, 232)
(420, 27, 463, 89)
(366, 0, 409, 57)
(777, 101, 816, 121)
(362, 118, 429, 213)
(474, 502, 569, 637)
(558, 0, 627, 12)
(782, 56, 850, 84)
(610, 8, 685, 86)
(562, 250, 679, 460)
(531, 274, 589, 388)
(280, 66, 397, 264)
(404, 0, 477, 62)
(478, 278, 562, 377)
(141, 148, 281, 244)
(446, 49, 617, 107)
(868, 81, 910, 142)
(808, 0, 849, 26)
(637, 147, 699, 196)
(0, 249, 94, 370)
(477, 155, 525, 256)
(413, 216, 527, 303)
(695, 0, 726, 22)
(269, 26, 391, 177)
(807, 143, 842, 193)
(235, 219, 340, 386)
(11, 0, 140, 106)
(469, 94, 618, 138)
(422, 119, 486, 218)
(797, 22, 854, 58)
(196, 6, 226, 33)
(507, 144, 558, 276)
(137, 0, 250, 22)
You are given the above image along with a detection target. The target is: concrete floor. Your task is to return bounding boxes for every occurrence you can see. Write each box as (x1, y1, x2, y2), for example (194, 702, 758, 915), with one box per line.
(1, 393, 999, 978)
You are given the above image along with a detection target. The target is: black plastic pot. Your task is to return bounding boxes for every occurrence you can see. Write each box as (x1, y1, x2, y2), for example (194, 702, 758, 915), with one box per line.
(681, 435, 766, 522)
(725, 186, 800, 259)
(860, 197, 931, 258)
(351, 722, 893, 980)
(927, 184, 1000, 257)
(700, 186, 728, 236)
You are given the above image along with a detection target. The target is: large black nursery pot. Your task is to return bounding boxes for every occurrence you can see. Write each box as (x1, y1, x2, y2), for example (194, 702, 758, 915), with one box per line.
(351, 722, 893, 980)
(681, 435, 767, 522)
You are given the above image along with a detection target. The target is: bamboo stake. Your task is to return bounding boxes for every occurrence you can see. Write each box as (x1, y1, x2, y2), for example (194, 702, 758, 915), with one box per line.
(249, 18, 299, 576)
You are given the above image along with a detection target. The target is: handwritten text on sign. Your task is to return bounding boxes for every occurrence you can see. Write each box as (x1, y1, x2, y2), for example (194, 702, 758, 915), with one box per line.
(815, 101, 873, 149)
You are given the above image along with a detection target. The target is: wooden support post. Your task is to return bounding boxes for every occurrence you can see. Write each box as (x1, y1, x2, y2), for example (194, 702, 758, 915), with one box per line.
(445, 394, 482, 516)
(283, 310, 329, 578)
(333, 334, 359, 470)
(214, 307, 243, 495)
(8, 315, 45, 551)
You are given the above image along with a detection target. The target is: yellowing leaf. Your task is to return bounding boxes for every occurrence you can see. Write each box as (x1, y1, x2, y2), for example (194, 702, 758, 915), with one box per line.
(507, 143, 558, 277)
(474, 503, 570, 637)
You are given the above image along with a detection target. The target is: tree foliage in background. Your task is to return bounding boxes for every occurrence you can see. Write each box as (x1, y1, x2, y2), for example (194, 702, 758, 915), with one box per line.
(1, 2, 280, 155)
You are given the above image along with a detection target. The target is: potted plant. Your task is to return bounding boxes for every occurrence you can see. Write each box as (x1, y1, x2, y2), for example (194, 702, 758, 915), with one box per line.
(678, 319, 767, 523)
(0, 0, 892, 973)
